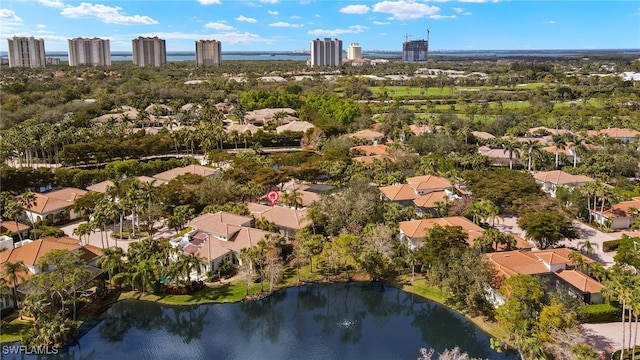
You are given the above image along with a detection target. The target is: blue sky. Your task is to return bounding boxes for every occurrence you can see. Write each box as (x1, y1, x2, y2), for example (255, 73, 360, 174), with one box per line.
(1, 0, 639, 52)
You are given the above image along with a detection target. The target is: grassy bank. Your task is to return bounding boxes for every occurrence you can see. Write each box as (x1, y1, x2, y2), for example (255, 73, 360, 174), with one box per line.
(0, 318, 30, 343)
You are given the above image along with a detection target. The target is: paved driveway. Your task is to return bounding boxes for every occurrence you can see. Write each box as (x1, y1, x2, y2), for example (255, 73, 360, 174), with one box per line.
(57, 219, 177, 253)
(581, 322, 625, 354)
(496, 217, 617, 267)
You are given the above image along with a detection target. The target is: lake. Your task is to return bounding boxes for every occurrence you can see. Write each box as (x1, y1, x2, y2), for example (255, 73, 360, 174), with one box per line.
(6, 283, 518, 360)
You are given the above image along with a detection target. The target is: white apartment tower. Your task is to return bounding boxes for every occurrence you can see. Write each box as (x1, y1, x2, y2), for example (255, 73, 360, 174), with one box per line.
(347, 43, 362, 60)
(310, 38, 342, 67)
(195, 40, 222, 66)
(132, 36, 166, 67)
(68, 37, 111, 66)
(7, 36, 46, 68)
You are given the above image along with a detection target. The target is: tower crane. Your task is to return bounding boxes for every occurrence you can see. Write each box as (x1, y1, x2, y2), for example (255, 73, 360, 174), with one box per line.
(404, 34, 413, 43)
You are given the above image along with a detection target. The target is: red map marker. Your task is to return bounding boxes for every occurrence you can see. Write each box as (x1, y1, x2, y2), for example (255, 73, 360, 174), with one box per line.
(266, 190, 279, 207)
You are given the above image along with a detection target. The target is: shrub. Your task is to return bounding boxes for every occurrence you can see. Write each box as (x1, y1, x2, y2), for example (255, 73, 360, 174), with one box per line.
(582, 303, 622, 322)
(602, 239, 622, 252)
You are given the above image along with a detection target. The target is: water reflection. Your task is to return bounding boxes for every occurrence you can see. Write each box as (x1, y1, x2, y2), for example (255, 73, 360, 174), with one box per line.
(7, 283, 517, 360)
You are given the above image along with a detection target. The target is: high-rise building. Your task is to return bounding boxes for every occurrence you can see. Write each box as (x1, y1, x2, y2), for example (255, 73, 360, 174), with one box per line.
(347, 43, 362, 60)
(7, 36, 46, 68)
(132, 36, 166, 67)
(310, 38, 342, 67)
(68, 37, 111, 67)
(195, 40, 222, 66)
(402, 39, 429, 62)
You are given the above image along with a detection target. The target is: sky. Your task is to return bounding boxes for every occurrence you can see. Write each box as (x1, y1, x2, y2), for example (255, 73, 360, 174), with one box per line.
(0, 0, 639, 52)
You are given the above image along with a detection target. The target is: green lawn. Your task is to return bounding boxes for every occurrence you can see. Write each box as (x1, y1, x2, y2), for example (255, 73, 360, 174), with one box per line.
(0, 318, 30, 343)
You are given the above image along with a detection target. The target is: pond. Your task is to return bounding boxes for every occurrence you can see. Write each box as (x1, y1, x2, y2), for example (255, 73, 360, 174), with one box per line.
(7, 283, 518, 360)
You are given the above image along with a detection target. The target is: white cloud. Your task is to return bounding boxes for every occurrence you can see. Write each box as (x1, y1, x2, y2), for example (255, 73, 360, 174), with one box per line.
(269, 21, 303, 28)
(463, 12, 472, 15)
(37, 24, 47, 29)
(373, 21, 390, 25)
(452, 7, 463, 13)
(268, 10, 279, 15)
(205, 21, 235, 30)
(198, 0, 221, 4)
(459, 0, 498, 3)
(61, 3, 158, 25)
(0, 9, 23, 32)
(429, 14, 455, 19)
(236, 15, 257, 23)
(372, 1, 441, 20)
(290, 15, 301, 19)
(544, 20, 556, 24)
(38, 0, 65, 8)
(340, 5, 370, 14)
(138, 31, 270, 44)
(307, 25, 367, 37)
(260, 0, 279, 3)
(314, 14, 321, 17)
(380, 32, 387, 36)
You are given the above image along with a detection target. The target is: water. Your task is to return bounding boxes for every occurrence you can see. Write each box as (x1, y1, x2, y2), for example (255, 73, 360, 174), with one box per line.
(5, 283, 517, 360)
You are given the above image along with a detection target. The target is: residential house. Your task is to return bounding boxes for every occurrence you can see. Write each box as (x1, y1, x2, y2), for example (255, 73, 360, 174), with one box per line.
(0, 236, 103, 309)
(86, 176, 164, 193)
(486, 248, 603, 304)
(471, 131, 495, 140)
(591, 197, 640, 230)
(478, 146, 522, 167)
(153, 164, 220, 182)
(281, 181, 333, 208)
(398, 216, 534, 251)
(533, 170, 594, 198)
(172, 211, 278, 274)
(380, 175, 454, 215)
(349, 129, 386, 144)
(587, 128, 640, 144)
(243, 108, 297, 126)
(276, 120, 315, 134)
(23, 187, 88, 224)
(0, 221, 30, 242)
(350, 144, 393, 164)
(247, 202, 309, 239)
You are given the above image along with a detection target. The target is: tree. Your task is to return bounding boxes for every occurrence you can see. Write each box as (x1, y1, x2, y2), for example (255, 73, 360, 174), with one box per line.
(518, 210, 578, 249)
(614, 235, 640, 271)
(2, 261, 27, 311)
(100, 247, 124, 280)
(521, 139, 544, 172)
(3, 200, 25, 241)
(501, 139, 521, 170)
(73, 222, 93, 246)
(551, 135, 567, 169)
(417, 225, 469, 271)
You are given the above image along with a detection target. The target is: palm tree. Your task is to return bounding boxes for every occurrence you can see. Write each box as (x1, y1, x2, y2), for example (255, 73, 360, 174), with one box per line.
(502, 139, 521, 170)
(551, 135, 567, 169)
(17, 192, 36, 227)
(4, 200, 25, 241)
(100, 247, 124, 280)
(72, 223, 93, 246)
(2, 261, 27, 312)
(281, 189, 303, 209)
(521, 139, 543, 172)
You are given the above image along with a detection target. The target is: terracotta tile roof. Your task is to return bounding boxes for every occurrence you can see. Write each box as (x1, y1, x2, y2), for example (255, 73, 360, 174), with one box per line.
(1, 221, 30, 234)
(589, 128, 640, 139)
(353, 155, 390, 164)
(486, 251, 550, 276)
(195, 227, 279, 262)
(409, 124, 440, 136)
(351, 144, 390, 156)
(349, 129, 385, 141)
(556, 270, 603, 294)
(25, 188, 88, 215)
(379, 184, 417, 201)
(0, 237, 82, 267)
(399, 216, 484, 246)
(86, 180, 114, 193)
(528, 127, 574, 136)
(406, 175, 452, 191)
(412, 191, 448, 208)
(276, 120, 315, 133)
(541, 146, 574, 157)
(471, 131, 495, 140)
(78, 245, 103, 263)
(600, 199, 640, 218)
(247, 202, 309, 230)
(153, 165, 220, 181)
(533, 170, 594, 185)
(531, 247, 594, 265)
(226, 124, 260, 135)
(188, 212, 253, 238)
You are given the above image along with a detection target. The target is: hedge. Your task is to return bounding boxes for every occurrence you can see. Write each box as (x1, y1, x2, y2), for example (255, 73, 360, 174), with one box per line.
(603, 239, 622, 252)
(582, 303, 622, 323)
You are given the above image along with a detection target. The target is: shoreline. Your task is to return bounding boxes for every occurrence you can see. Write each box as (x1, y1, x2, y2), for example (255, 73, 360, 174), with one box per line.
(1, 271, 506, 352)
